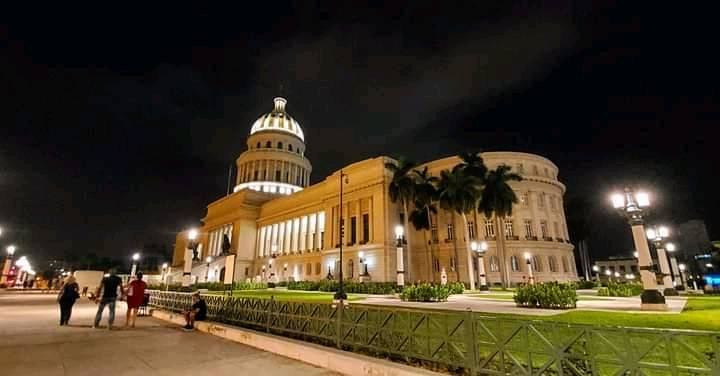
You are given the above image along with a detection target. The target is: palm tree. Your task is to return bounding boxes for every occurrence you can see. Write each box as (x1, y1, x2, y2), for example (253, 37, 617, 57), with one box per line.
(457, 151, 488, 180)
(385, 157, 418, 281)
(437, 167, 482, 289)
(408, 201, 436, 281)
(413, 167, 439, 281)
(477, 165, 522, 288)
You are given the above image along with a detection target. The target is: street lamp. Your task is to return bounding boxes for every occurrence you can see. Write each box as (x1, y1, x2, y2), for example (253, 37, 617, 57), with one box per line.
(161, 262, 170, 290)
(605, 268, 612, 282)
(1, 245, 16, 285)
(205, 256, 213, 282)
(471, 241, 489, 291)
(664, 242, 680, 287)
(334, 170, 349, 302)
(592, 265, 600, 281)
(646, 225, 676, 295)
(678, 263, 687, 290)
(358, 251, 370, 279)
(524, 252, 534, 285)
(395, 225, 405, 288)
(130, 252, 141, 277)
(610, 187, 666, 310)
(183, 228, 199, 287)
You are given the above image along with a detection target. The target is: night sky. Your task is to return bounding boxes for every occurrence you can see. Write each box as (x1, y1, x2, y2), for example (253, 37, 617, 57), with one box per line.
(1, 2, 718, 265)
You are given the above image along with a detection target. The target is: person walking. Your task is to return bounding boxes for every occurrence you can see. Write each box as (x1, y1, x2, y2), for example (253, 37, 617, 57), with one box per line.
(125, 272, 147, 328)
(57, 275, 79, 325)
(93, 269, 123, 330)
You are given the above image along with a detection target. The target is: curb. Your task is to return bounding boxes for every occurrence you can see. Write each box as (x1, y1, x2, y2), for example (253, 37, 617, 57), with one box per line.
(152, 309, 442, 376)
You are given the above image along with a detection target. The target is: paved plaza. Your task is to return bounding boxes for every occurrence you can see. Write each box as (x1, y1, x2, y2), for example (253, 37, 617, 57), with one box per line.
(0, 292, 337, 376)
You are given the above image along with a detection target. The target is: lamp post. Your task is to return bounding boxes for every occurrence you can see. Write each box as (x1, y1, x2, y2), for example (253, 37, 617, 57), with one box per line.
(592, 265, 599, 281)
(395, 225, 405, 287)
(1, 245, 16, 285)
(646, 225, 675, 294)
(334, 171, 349, 302)
(678, 263, 687, 290)
(183, 228, 198, 287)
(605, 268, 612, 282)
(610, 187, 666, 310)
(205, 256, 212, 282)
(471, 241, 489, 290)
(130, 252, 140, 278)
(161, 262, 169, 290)
(358, 251, 370, 282)
(524, 252, 534, 285)
(665, 242, 680, 287)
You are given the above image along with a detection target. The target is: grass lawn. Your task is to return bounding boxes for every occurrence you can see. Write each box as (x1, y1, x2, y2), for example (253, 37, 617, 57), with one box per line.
(210, 289, 365, 302)
(541, 296, 720, 331)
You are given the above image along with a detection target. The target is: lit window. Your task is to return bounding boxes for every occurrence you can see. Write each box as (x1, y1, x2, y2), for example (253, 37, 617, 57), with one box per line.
(447, 223, 454, 241)
(520, 192, 528, 206)
(504, 220, 514, 237)
(467, 221, 476, 240)
(484, 220, 495, 238)
(540, 221, 549, 238)
(511, 256, 519, 271)
(524, 220, 534, 238)
(490, 256, 499, 272)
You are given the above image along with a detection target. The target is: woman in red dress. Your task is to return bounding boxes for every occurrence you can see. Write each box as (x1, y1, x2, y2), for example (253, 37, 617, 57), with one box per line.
(125, 272, 147, 328)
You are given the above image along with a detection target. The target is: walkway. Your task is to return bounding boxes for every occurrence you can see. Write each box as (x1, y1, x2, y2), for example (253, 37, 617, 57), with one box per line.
(0, 292, 337, 376)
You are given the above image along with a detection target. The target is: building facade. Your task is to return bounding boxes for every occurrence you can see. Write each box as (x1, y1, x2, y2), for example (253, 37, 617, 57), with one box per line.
(172, 98, 577, 286)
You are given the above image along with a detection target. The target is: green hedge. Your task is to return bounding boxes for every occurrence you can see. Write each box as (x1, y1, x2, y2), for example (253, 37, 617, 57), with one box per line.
(148, 281, 267, 292)
(574, 280, 599, 289)
(513, 282, 577, 309)
(400, 283, 452, 302)
(287, 280, 401, 294)
(598, 282, 643, 297)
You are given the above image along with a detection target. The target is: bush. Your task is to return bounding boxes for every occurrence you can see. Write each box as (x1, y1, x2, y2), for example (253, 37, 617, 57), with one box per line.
(147, 281, 266, 292)
(447, 281, 465, 295)
(513, 282, 577, 309)
(400, 283, 451, 302)
(575, 280, 598, 289)
(288, 280, 401, 295)
(600, 282, 643, 297)
(597, 287, 609, 296)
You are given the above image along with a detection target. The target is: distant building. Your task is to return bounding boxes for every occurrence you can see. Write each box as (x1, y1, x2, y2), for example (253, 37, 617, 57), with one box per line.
(676, 220, 714, 274)
(593, 256, 639, 282)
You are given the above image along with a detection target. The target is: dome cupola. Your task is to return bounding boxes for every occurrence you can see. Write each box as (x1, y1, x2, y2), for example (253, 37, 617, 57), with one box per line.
(249, 97, 305, 141)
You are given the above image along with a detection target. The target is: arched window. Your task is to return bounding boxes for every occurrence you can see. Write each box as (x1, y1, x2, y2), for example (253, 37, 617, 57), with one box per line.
(561, 256, 568, 273)
(489, 256, 499, 272)
(265, 141, 272, 148)
(256, 142, 261, 148)
(510, 256, 519, 271)
(532, 256, 542, 272)
(288, 144, 293, 151)
(277, 142, 283, 149)
(548, 256, 558, 272)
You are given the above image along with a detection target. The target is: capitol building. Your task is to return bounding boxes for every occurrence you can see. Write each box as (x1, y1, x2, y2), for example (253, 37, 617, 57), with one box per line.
(171, 97, 577, 286)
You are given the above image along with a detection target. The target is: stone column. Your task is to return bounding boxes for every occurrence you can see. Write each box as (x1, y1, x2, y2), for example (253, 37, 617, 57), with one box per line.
(656, 247, 673, 289)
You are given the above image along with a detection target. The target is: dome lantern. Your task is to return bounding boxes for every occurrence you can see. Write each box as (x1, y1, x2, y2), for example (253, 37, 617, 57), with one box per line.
(249, 97, 304, 141)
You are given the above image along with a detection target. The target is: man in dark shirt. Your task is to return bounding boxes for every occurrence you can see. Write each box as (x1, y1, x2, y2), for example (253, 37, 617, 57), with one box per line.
(93, 269, 124, 330)
(183, 292, 207, 330)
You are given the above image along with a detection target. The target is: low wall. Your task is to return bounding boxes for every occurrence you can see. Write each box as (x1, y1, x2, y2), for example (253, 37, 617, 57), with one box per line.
(152, 309, 441, 376)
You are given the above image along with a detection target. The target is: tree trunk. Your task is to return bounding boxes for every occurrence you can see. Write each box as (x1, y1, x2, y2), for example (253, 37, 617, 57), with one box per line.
(451, 212, 461, 282)
(426, 209, 436, 282)
(461, 213, 476, 290)
(496, 216, 508, 288)
(403, 200, 412, 282)
(423, 230, 431, 282)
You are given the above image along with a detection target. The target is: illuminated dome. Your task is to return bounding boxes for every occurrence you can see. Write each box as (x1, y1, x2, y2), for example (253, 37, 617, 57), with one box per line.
(249, 97, 305, 141)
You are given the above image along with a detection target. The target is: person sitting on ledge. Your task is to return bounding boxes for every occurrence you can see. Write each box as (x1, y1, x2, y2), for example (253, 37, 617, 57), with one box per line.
(182, 292, 207, 330)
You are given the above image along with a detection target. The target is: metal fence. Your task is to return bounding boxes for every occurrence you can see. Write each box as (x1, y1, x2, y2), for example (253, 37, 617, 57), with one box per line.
(149, 290, 720, 375)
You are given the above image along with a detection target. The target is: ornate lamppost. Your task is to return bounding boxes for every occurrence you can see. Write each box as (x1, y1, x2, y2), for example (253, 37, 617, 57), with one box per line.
(471, 241, 489, 290)
(646, 225, 677, 295)
(130, 252, 141, 278)
(183, 229, 199, 287)
(524, 252, 534, 285)
(395, 225, 405, 287)
(1, 245, 16, 285)
(610, 188, 666, 310)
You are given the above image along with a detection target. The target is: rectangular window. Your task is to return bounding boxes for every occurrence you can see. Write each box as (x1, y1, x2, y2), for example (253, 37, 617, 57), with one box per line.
(520, 192, 528, 206)
(533, 165, 539, 175)
(430, 215, 438, 242)
(504, 220, 514, 237)
(254, 170, 259, 180)
(446, 223, 454, 241)
(350, 216, 357, 245)
(553, 222, 560, 238)
(540, 221, 549, 238)
(524, 219, 534, 238)
(537, 193, 545, 208)
(362, 213, 370, 243)
(485, 220, 495, 237)
(467, 220, 476, 240)
(275, 170, 281, 181)
(619, 265, 626, 273)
